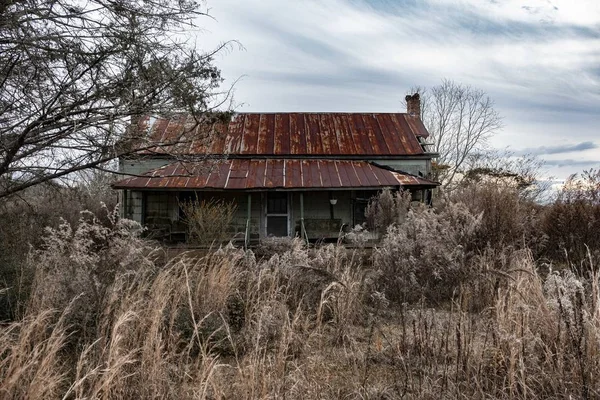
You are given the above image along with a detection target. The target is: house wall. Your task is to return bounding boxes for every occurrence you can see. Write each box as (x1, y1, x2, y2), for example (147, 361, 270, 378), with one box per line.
(126, 191, 144, 223)
(289, 191, 354, 238)
(119, 158, 171, 176)
(370, 159, 431, 177)
(123, 190, 176, 224)
(290, 191, 352, 223)
(119, 158, 432, 179)
(146, 192, 179, 223)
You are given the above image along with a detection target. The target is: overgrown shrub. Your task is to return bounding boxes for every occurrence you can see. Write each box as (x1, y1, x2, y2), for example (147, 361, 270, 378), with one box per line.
(254, 236, 307, 261)
(27, 210, 152, 336)
(365, 188, 411, 232)
(374, 200, 482, 303)
(543, 170, 600, 272)
(451, 182, 547, 254)
(6, 176, 600, 398)
(257, 240, 372, 333)
(0, 182, 117, 320)
(181, 198, 237, 246)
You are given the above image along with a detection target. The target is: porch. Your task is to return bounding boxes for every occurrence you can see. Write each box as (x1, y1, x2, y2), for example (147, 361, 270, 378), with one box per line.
(122, 189, 385, 246)
(113, 158, 438, 247)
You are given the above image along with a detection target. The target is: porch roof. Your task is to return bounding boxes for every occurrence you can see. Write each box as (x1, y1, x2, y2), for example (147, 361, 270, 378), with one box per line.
(113, 159, 438, 191)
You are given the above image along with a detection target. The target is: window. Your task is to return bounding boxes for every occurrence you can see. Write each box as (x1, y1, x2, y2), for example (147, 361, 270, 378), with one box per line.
(353, 199, 369, 227)
(266, 192, 288, 236)
(267, 192, 287, 214)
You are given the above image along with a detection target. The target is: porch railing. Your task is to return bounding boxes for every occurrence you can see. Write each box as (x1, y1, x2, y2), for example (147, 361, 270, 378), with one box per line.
(296, 218, 345, 241)
(300, 218, 309, 243)
(229, 217, 258, 249)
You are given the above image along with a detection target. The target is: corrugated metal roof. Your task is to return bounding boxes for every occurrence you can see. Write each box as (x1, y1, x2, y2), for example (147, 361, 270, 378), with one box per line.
(112, 159, 438, 190)
(135, 113, 429, 157)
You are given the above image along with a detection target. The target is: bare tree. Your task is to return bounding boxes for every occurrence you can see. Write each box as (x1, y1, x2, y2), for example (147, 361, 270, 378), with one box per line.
(406, 80, 503, 188)
(0, 0, 234, 199)
(462, 149, 552, 202)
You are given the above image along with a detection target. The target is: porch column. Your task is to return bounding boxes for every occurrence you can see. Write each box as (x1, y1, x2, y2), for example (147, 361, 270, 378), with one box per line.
(141, 192, 147, 226)
(122, 189, 128, 219)
(245, 193, 252, 249)
(300, 192, 306, 242)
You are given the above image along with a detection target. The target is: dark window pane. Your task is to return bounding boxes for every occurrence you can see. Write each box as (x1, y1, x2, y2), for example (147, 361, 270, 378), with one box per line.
(353, 200, 368, 226)
(267, 216, 288, 236)
(178, 191, 197, 219)
(267, 193, 287, 214)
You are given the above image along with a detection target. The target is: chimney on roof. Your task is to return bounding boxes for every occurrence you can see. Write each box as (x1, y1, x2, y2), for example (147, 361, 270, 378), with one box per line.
(405, 93, 421, 118)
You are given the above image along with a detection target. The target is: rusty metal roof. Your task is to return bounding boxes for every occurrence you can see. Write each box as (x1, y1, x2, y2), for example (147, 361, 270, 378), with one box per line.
(112, 159, 438, 190)
(136, 113, 429, 157)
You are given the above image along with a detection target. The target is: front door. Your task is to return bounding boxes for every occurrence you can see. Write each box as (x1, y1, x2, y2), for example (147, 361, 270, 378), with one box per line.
(266, 192, 289, 236)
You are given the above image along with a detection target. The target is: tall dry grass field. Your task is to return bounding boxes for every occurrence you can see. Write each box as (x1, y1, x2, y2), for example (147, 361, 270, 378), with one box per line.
(3, 181, 600, 398)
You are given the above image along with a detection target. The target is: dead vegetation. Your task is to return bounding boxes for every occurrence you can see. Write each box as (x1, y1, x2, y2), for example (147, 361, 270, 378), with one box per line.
(181, 198, 238, 246)
(2, 173, 600, 398)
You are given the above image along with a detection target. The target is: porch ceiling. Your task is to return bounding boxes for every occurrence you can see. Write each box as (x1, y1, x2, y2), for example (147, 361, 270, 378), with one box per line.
(112, 159, 439, 190)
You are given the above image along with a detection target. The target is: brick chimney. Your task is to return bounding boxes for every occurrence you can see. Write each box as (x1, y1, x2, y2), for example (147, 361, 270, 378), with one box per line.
(405, 93, 421, 118)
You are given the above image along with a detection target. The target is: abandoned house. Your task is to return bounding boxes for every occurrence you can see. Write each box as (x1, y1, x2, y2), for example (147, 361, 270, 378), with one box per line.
(112, 94, 438, 244)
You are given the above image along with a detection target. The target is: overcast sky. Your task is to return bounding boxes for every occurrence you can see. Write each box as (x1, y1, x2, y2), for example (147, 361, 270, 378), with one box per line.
(196, 0, 599, 182)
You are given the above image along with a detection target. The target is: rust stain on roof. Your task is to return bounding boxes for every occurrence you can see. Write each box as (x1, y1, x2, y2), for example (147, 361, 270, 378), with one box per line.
(113, 159, 438, 190)
(136, 113, 429, 157)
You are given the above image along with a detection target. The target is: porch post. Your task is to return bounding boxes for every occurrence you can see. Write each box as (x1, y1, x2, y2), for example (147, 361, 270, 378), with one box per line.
(245, 193, 252, 249)
(300, 192, 308, 243)
(141, 192, 147, 226)
(122, 189, 128, 219)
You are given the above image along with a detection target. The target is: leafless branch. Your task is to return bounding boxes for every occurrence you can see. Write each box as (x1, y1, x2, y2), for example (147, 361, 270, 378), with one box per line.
(407, 80, 503, 189)
(0, 0, 233, 198)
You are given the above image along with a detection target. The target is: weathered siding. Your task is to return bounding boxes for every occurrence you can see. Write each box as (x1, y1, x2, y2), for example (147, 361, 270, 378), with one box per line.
(146, 193, 178, 222)
(290, 191, 353, 231)
(123, 190, 144, 223)
(132, 191, 144, 223)
(120, 158, 171, 176)
(370, 159, 430, 177)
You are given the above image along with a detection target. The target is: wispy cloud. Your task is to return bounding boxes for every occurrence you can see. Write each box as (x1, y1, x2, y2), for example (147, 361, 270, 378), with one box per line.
(202, 0, 600, 108)
(515, 141, 598, 156)
(544, 159, 600, 168)
(197, 0, 600, 179)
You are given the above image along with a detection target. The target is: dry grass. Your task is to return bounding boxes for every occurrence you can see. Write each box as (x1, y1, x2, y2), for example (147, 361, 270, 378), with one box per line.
(181, 198, 237, 246)
(2, 206, 600, 398)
